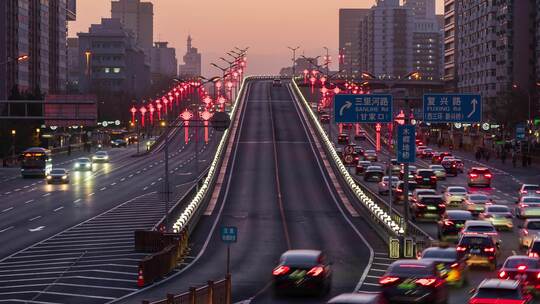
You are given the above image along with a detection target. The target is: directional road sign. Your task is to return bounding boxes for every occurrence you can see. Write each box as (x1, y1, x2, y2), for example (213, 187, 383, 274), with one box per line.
(220, 226, 237, 243)
(334, 94, 393, 123)
(516, 123, 526, 140)
(423, 94, 482, 123)
(397, 125, 416, 163)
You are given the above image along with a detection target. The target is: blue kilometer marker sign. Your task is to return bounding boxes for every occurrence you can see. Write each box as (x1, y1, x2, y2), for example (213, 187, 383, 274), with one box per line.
(334, 94, 393, 123)
(397, 125, 416, 163)
(220, 226, 238, 243)
(423, 94, 482, 123)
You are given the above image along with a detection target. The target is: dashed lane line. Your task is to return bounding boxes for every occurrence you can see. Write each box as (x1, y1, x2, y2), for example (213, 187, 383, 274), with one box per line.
(0, 226, 14, 233)
(24, 200, 34, 204)
(73, 199, 82, 203)
(28, 216, 41, 222)
(2, 207, 13, 213)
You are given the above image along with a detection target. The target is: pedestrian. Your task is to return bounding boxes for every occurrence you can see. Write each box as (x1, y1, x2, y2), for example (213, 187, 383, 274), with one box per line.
(67, 144, 71, 156)
(485, 150, 490, 162)
(475, 148, 482, 161)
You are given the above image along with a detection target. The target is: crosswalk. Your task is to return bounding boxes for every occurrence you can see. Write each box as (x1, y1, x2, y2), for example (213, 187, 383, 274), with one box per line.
(357, 252, 391, 292)
(0, 193, 167, 304)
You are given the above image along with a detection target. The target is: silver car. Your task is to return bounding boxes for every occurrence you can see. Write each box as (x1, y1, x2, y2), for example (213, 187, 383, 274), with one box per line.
(518, 184, 540, 201)
(519, 219, 540, 248)
(459, 220, 501, 246)
(429, 165, 447, 180)
(46, 168, 69, 184)
(478, 205, 513, 230)
(516, 196, 540, 219)
(377, 176, 400, 195)
(92, 151, 109, 163)
(462, 193, 492, 215)
(444, 186, 468, 208)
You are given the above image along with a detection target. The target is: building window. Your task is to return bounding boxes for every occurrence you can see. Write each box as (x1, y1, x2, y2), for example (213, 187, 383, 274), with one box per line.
(104, 68, 110, 73)
(113, 68, 121, 73)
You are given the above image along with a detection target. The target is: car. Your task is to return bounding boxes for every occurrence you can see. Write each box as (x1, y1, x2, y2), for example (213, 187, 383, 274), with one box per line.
(364, 166, 384, 182)
(394, 181, 418, 203)
(432, 152, 452, 164)
(419, 246, 468, 287)
(459, 220, 500, 246)
(46, 168, 69, 184)
(399, 165, 417, 181)
(468, 279, 534, 304)
(378, 176, 400, 195)
(467, 167, 492, 187)
(527, 239, 540, 258)
(363, 150, 378, 162)
(478, 205, 513, 230)
(353, 146, 365, 158)
(444, 186, 468, 208)
(73, 157, 92, 171)
(410, 194, 446, 221)
(320, 114, 330, 124)
(336, 147, 343, 158)
(519, 219, 540, 248)
(387, 163, 402, 176)
(498, 256, 540, 289)
(111, 139, 127, 147)
(92, 151, 109, 163)
(416, 145, 428, 156)
(272, 78, 282, 87)
(519, 184, 540, 201)
(438, 210, 474, 241)
(453, 158, 464, 173)
(429, 165, 447, 180)
(462, 193, 492, 216)
(516, 196, 540, 219)
(379, 260, 448, 304)
(355, 161, 372, 175)
(456, 234, 498, 270)
(354, 130, 367, 140)
(272, 250, 332, 296)
(441, 158, 459, 176)
(421, 148, 434, 159)
(411, 189, 438, 202)
(327, 292, 386, 304)
(337, 133, 349, 144)
(415, 169, 437, 189)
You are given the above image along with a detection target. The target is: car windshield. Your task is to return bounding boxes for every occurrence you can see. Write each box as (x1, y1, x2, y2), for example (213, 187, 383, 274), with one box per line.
(525, 221, 540, 230)
(431, 165, 443, 170)
(469, 195, 489, 202)
(467, 225, 495, 233)
(504, 258, 539, 269)
(96, 152, 107, 156)
(524, 185, 540, 191)
(422, 249, 457, 260)
(471, 169, 490, 174)
(365, 150, 375, 154)
(388, 263, 432, 276)
(460, 236, 492, 246)
(448, 188, 467, 194)
(416, 190, 435, 196)
(50, 169, 65, 174)
(368, 166, 382, 171)
(523, 197, 540, 203)
(419, 197, 443, 205)
(77, 158, 90, 163)
(382, 177, 399, 182)
(282, 254, 318, 267)
(417, 171, 434, 177)
(475, 288, 521, 300)
(486, 206, 509, 213)
(448, 212, 473, 220)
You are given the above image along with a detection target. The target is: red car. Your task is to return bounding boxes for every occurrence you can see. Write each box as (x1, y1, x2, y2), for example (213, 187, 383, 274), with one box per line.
(469, 279, 533, 304)
(498, 256, 540, 289)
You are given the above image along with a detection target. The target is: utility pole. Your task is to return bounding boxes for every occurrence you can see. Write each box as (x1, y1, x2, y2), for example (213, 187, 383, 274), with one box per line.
(403, 97, 411, 235)
(287, 46, 300, 76)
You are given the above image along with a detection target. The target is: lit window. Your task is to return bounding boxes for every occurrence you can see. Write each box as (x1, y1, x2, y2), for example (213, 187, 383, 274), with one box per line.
(104, 68, 110, 73)
(113, 68, 121, 73)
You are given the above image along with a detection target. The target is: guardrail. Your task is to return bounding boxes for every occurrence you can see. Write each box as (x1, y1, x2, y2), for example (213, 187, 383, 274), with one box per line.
(141, 275, 231, 304)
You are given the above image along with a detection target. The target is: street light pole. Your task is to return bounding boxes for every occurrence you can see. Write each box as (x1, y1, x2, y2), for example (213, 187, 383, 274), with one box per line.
(403, 97, 410, 235)
(287, 46, 300, 76)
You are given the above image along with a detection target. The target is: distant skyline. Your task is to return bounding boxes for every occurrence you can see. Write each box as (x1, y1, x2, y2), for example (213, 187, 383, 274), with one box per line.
(69, 0, 444, 77)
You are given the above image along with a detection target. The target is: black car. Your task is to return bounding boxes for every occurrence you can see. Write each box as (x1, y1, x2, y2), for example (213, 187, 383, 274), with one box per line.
(438, 210, 474, 241)
(337, 133, 349, 144)
(354, 130, 367, 140)
(320, 114, 330, 124)
(419, 246, 468, 287)
(441, 159, 459, 176)
(364, 166, 384, 182)
(379, 260, 448, 304)
(394, 181, 417, 204)
(410, 194, 446, 221)
(456, 234, 498, 270)
(356, 161, 371, 175)
(415, 169, 437, 189)
(498, 256, 540, 289)
(273, 250, 332, 296)
(111, 139, 127, 147)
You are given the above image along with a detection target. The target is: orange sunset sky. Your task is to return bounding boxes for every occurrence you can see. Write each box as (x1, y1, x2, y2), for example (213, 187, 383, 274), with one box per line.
(69, 0, 445, 77)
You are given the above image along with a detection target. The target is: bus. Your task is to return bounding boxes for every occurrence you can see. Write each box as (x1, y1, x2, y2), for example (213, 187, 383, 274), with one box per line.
(20, 147, 52, 178)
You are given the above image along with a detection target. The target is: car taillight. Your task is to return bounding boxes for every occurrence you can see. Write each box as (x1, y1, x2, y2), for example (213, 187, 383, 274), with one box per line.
(417, 203, 426, 208)
(484, 247, 495, 253)
(521, 190, 528, 194)
(438, 203, 446, 208)
(450, 263, 459, 268)
(306, 266, 324, 277)
(456, 246, 467, 252)
(415, 278, 437, 286)
(519, 203, 527, 208)
(484, 174, 492, 178)
(272, 266, 290, 276)
(523, 229, 529, 235)
(379, 276, 399, 285)
(469, 173, 478, 178)
(444, 220, 454, 226)
(537, 272, 540, 279)
(499, 271, 507, 278)
(529, 252, 539, 258)
(516, 265, 528, 272)
(431, 176, 437, 180)
(536, 190, 540, 194)
(415, 175, 422, 179)
(397, 188, 403, 193)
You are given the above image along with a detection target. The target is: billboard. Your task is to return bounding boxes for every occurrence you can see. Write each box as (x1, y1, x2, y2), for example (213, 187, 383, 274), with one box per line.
(44, 95, 97, 127)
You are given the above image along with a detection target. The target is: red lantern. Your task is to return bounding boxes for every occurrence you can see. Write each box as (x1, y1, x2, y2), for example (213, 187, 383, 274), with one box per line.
(180, 110, 194, 144)
(139, 106, 147, 126)
(130, 106, 137, 124)
(201, 110, 213, 143)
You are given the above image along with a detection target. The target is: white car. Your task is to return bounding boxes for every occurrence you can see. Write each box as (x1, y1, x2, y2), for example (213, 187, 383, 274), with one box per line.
(429, 165, 447, 180)
(478, 205, 513, 230)
(519, 219, 540, 248)
(92, 151, 109, 163)
(519, 184, 540, 201)
(377, 176, 400, 195)
(46, 168, 69, 184)
(444, 186, 468, 208)
(459, 220, 500, 246)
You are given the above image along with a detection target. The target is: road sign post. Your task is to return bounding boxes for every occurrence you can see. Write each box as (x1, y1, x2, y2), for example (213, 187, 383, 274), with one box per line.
(221, 226, 237, 275)
(334, 94, 393, 123)
(423, 94, 482, 123)
(397, 125, 416, 163)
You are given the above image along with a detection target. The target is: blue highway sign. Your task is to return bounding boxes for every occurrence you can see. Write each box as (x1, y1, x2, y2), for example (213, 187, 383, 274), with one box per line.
(423, 94, 482, 123)
(220, 226, 238, 243)
(334, 94, 393, 123)
(397, 125, 416, 163)
(516, 123, 526, 140)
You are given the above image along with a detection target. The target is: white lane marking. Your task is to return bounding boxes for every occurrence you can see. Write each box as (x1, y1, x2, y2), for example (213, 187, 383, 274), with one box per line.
(100, 187, 106, 191)
(0, 226, 14, 233)
(23, 185, 29, 189)
(111, 182, 116, 186)
(4, 192, 11, 195)
(157, 177, 162, 181)
(120, 178, 125, 181)
(42, 193, 51, 197)
(88, 192, 95, 196)
(136, 171, 141, 174)
(150, 182, 155, 186)
(128, 174, 133, 178)
(0, 290, 115, 300)
(73, 199, 81, 203)
(2, 207, 14, 213)
(14, 188, 21, 192)
(29, 216, 42, 222)
(24, 200, 34, 204)
(143, 187, 148, 191)
(29, 226, 45, 232)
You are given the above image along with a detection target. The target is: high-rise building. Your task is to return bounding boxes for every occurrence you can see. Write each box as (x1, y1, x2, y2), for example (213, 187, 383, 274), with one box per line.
(111, 0, 153, 63)
(339, 9, 369, 78)
(358, 0, 414, 78)
(77, 18, 150, 97)
(536, 0, 540, 84)
(151, 42, 177, 81)
(0, 0, 76, 101)
(178, 35, 201, 78)
(443, 0, 457, 87)
(67, 37, 80, 90)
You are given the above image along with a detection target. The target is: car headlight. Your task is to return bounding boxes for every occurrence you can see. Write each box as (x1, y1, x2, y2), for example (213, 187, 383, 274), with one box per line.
(75, 163, 80, 167)
(92, 156, 97, 160)
(46, 175, 52, 179)
(62, 175, 67, 179)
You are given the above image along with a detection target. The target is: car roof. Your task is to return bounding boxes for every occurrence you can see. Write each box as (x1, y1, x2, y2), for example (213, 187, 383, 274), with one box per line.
(418, 194, 443, 199)
(522, 184, 540, 187)
(446, 210, 473, 218)
(465, 220, 494, 226)
(417, 169, 434, 172)
(446, 186, 467, 191)
(423, 246, 457, 253)
(77, 157, 91, 161)
(391, 259, 434, 267)
(51, 168, 67, 171)
(327, 293, 379, 304)
(478, 279, 519, 290)
(504, 255, 536, 262)
(485, 205, 509, 211)
(281, 250, 321, 264)
(471, 167, 489, 170)
(525, 219, 540, 224)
